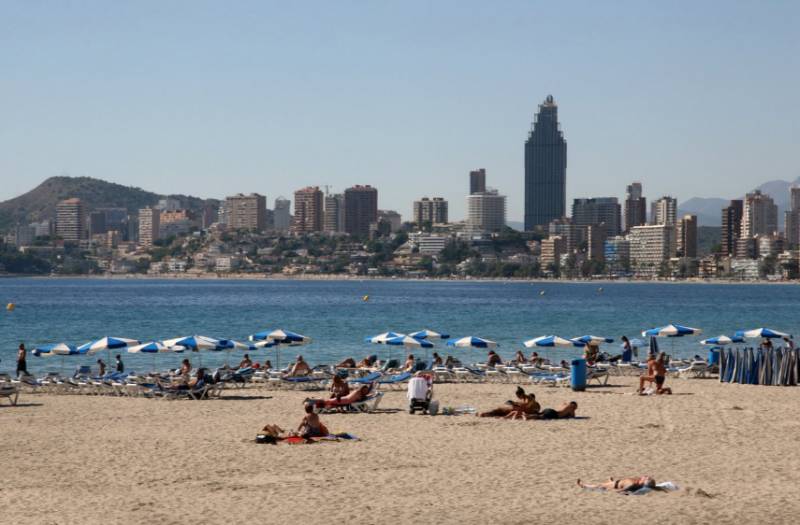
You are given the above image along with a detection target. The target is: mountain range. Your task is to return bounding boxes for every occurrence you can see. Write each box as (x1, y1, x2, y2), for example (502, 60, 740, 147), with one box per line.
(0, 177, 218, 232)
(678, 177, 800, 227)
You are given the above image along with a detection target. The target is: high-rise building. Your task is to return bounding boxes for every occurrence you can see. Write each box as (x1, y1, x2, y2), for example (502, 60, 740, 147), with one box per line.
(741, 190, 778, 238)
(96, 208, 128, 232)
(344, 185, 378, 236)
(721, 200, 743, 256)
(784, 187, 800, 248)
(273, 197, 291, 232)
(604, 236, 631, 274)
(586, 224, 608, 262)
(628, 224, 675, 272)
(548, 217, 581, 253)
(571, 197, 621, 237)
(323, 194, 345, 234)
(469, 169, 486, 195)
(291, 186, 324, 234)
(138, 207, 160, 247)
(467, 190, 507, 233)
(378, 210, 402, 233)
(89, 211, 107, 236)
(524, 95, 567, 230)
(55, 198, 86, 242)
(540, 236, 566, 270)
(413, 197, 449, 226)
(224, 193, 267, 231)
(677, 214, 698, 258)
(624, 182, 647, 232)
(650, 196, 678, 226)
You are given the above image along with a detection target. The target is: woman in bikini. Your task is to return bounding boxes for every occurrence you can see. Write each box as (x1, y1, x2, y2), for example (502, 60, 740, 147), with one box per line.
(478, 387, 535, 418)
(577, 476, 657, 492)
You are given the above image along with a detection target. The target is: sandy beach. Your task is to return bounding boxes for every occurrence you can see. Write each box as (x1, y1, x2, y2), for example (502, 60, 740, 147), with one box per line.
(2, 377, 800, 524)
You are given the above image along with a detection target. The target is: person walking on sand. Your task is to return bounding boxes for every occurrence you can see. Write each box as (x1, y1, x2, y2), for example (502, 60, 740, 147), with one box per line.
(16, 343, 28, 378)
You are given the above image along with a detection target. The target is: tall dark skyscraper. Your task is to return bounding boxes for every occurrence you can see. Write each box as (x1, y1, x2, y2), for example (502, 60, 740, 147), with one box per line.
(469, 169, 486, 195)
(524, 95, 567, 231)
(721, 200, 743, 256)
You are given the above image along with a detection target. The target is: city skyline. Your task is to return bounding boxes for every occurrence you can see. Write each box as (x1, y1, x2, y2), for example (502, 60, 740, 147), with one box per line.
(2, 2, 799, 221)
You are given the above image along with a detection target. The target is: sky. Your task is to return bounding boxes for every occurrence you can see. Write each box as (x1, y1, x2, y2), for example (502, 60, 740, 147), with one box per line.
(1, 1, 798, 221)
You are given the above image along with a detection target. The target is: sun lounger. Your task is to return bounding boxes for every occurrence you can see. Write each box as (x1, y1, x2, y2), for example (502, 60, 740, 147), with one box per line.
(0, 384, 19, 406)
(587, 367, 609, 385)
(678, 361, 709, 379)
(377, 372, 412, 390)
(348, 372, 382, 385)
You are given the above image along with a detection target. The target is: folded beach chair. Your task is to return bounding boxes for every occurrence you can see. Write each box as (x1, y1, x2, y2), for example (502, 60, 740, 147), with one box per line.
(0, 384, 19, 406)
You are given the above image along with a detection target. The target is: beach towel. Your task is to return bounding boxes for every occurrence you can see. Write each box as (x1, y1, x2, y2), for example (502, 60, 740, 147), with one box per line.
(256, 433, 360, 445)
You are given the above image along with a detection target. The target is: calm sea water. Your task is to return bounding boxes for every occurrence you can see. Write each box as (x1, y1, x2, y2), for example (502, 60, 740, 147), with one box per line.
(1, 278, 799, 375)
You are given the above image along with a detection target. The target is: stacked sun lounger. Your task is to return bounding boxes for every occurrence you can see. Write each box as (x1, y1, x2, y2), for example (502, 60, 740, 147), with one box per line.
(719, 347, 799, 386)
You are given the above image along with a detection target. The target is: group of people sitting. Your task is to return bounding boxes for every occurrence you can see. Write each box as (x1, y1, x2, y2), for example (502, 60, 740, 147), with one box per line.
(477, 386, 578, 420)
(637, 352, 672, 395)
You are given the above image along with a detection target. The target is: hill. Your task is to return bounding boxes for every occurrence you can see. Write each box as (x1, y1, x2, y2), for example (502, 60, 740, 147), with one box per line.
(0, 176, 218, 232)
(680, 176, 800, 227)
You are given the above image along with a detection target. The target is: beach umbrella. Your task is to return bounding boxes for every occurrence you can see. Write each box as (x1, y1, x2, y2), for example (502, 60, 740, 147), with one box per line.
(648, 336, 660, 356)
(250, 330, 310, 369)
(570, 335, 614, 345)
(700, 335, 745, 346)
(33, 343, 84, 374)
(446, 336, 498, 349)
(162, 335, 222, 351)
(735, 328, 791, 340)
(216, 339, 255, 367)
(364, 331, 406, 344)
(387, 335, 434, 363)
(641, 324, 702, 338)
(446, 336, 498, 366)
(409, 329, 450, 340)
(77, 336, 140, 354)
(128, 341, 184, 372)
(524, 335, 580, 348)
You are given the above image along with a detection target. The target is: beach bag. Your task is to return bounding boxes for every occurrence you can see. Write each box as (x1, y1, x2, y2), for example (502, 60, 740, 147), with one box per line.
(255, 434, 278, 445)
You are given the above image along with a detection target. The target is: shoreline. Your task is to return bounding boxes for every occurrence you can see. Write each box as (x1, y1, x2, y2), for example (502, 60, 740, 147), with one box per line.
(1, 272, 797, 285)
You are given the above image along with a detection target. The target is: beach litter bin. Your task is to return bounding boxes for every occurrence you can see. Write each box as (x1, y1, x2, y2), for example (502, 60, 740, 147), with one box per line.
(708, 348, 720, 367)
(570, 358, 586, 392)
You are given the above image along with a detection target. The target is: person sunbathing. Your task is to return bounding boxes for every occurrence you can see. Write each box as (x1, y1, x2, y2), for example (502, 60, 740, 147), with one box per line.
(513, 350, 527, 364)
(288, 355, 311, 377)
(238, 354, 253, 369)
(308, 385, 370, 409)
(297, 403, 329, 439)
(356, 355, 376, 368)
(478, 387, 536, 418)
(577, 476, 656, 492)
(487, 350, 502, 367)
(652, 353, 672, 395)
(504, 389, 540, 420)
(530, 401, 577, 420)
(336, 357, 356, 369)
(165, 368, 206, 391)
(179, 358, 192, 377)
(403, 354, 416, 372)
(432, 352, 443, 367)
(329, 375, 350, 399)
(637, 353, 657, 394)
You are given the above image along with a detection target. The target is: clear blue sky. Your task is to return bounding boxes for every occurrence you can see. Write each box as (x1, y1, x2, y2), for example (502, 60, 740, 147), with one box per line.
(1, 1, 798, 221)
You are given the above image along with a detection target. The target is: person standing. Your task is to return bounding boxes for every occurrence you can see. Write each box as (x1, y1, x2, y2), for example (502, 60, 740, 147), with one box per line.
(621, 336, 633, 363)
(115, 354, 124, 373)
(16, 343, 28, 377)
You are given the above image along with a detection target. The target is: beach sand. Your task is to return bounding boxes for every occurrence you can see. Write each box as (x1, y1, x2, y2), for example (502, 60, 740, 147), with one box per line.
(2, 377, 800, 524)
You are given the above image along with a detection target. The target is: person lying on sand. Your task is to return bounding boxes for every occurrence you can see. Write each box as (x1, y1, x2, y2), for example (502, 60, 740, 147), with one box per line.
(478, 387, 536, 418)
(529, 401, 577, 420)
(577, 476, 656, 492)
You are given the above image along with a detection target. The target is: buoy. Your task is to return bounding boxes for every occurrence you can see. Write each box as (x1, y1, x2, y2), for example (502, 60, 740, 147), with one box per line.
(539, 290, 546, 296)
(598, 287, 604, 293)
(362, 295, 369, 302)
(6, 303, 14, 311)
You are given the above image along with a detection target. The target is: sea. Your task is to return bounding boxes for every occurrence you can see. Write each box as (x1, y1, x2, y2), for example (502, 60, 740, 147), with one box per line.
(1, 278, 798, 375)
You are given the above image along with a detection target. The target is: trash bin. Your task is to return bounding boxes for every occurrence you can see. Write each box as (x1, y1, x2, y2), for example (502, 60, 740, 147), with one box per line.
(570, 358, 586, 391)
(708, 348, 720, 366)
